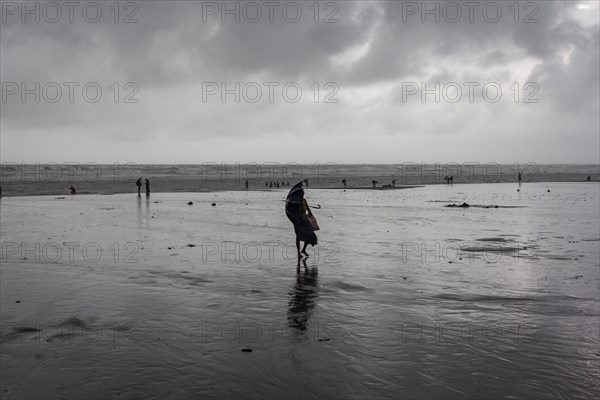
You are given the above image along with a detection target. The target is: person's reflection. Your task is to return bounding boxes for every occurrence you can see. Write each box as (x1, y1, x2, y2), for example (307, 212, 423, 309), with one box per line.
(145, 195, 150, 229)
(136, 194, 142, 227)
(287, 259, 319, 336)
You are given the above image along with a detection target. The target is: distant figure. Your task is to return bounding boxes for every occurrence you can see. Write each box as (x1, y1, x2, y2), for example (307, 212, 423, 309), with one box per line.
(269, 181, 273, 188)
(69, 185, 76, 195)
(0, 185, 3, 198)
(145, 179, 150, 195)
(392, 179, 396, 187)
(518, 172, 522, 185)
(304, 179, 309, 187)
(587, 176, 591, 181)
(342, 178, 347, 187)
(444, 176, 449, 184)
(449, 176, 454, 184)
(136, 178, 142, 195)
(372, 180, 378, 188)
(245, 180, 249, 189)
(266, 181, 269, 187)
(277, 181, 280, 188)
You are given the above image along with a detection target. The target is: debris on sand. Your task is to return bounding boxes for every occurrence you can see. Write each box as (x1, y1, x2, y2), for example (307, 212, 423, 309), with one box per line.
(446, 202, 470, 208)
(566, 275, 584, 280)
(187, 201, 193, 205)
(445, 203, 524, 209)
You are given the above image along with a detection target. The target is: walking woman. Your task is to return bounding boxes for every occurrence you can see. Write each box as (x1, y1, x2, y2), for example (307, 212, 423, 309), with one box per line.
(285, 182, 318, 260)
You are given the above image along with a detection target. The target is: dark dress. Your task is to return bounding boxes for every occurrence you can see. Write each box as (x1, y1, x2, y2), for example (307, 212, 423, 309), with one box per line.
(294, 216, 318, 246)
(287, 199, 318, 246)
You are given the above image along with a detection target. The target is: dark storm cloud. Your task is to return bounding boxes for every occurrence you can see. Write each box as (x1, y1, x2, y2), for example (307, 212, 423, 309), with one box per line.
(0, 1, 598, 163)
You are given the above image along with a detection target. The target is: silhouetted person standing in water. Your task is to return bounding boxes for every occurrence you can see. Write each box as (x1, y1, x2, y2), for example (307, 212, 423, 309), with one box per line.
(449, 176, 453, 184)
(518, 172, 522, 185)
(245, 180, 249, 189)
(136, 178, 142, 195)
(587, 176, 591, 181)
(392, 179, 396, 187)
(372, 180, 378, 188)
(69, 186, 76, 195)
(145, 179, 150, 195)
(342, 178, 347, 187)
(289, 190, 317, 260)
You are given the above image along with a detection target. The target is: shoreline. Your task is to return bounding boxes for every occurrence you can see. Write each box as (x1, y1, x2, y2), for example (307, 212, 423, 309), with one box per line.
(1, 180, 597, 198)
(0, 185, 426, 198)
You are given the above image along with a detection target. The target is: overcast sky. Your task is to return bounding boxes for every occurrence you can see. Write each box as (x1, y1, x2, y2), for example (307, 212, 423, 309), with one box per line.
(1, 0, 598, 164)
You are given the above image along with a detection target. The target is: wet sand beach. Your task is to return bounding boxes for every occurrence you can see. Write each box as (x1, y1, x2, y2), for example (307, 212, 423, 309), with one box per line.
(1, 182, 599, 399)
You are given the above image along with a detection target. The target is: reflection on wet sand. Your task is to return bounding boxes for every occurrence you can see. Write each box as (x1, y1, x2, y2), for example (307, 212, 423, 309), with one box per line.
(145, 194, 150, 228)
(136, 195, 142, 227)
(136, 195, 152, 230)
(287, 259, 319, 335)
